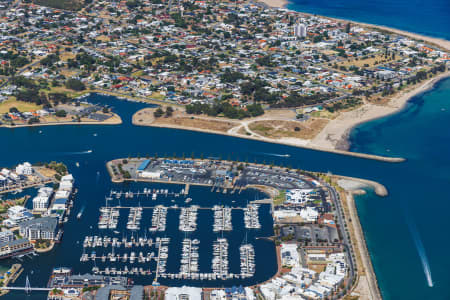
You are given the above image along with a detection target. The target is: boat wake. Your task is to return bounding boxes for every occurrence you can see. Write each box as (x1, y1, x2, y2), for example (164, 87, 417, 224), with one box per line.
(77, 205, 85, 219)
(406, 215, 434, 287)
(254, 152, 290, 158)
(61, 150, 93, 155)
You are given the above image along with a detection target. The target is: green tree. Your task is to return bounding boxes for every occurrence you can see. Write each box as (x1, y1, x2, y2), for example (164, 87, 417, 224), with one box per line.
(65, 78, 85, 91)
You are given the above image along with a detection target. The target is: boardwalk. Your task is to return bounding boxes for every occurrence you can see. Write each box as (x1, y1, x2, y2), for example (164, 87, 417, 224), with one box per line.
(105, 205, 240, 210)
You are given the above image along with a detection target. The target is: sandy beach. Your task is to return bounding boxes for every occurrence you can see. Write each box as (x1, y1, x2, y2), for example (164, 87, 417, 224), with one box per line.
(311, 71, 450, 150)
(345, 191, 382, 300)
(258, 0, 288, 8)
(132, 108, 405, 162)
(258, 0, 450, 152)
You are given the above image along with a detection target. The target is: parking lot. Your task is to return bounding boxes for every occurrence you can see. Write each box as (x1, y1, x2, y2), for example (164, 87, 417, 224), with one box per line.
(281, 224, 339, 245)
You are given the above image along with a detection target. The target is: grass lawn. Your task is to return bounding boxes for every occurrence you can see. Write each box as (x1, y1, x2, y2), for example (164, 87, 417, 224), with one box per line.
(149, 92, 166, 101)
(273, 190, 286, 206)
(0, 98, 42, 113)
(46, 86, 88, 98)
(249, 124, 272, 136)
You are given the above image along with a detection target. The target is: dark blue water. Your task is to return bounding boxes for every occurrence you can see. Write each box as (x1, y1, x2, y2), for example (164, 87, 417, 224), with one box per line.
(288, 0, 450, 40)
(1, 77, 450, 299)
(348, 78, 450, 300)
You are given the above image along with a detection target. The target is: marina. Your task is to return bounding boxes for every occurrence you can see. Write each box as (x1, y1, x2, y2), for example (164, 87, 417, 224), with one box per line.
(74, 182, 268, 287)
(0, 77, 447, 299)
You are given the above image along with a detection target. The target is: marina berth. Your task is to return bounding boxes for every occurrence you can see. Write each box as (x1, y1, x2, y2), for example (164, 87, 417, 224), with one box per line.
(179, 206, 199, 232)
(244, 204, 261, 229)
(155, 237, 170, 278)
(82, 235, 154, 249)
(178, 238, 200, 278)
(126, 207, 142, 231)
(212, 238, 229, 279)
(240, 244, 256, 278)
(150, 205, 168, 232)
(98, 207, 119, 229)
(213, 206, 232, 232)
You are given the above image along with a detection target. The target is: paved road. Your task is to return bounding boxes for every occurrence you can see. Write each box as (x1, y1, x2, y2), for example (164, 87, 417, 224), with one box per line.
(324, 183, 356, 292)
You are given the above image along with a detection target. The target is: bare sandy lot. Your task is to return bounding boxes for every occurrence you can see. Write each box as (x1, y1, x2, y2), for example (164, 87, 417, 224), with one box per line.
(248, 118, 329, 140)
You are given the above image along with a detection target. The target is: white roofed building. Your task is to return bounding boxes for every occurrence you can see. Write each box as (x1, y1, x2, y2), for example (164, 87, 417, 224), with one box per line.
(165, 286, 202, 300)
(15, 162, 33, 175)
(285, 189, 315, 205)
(32, 187, 53, 212)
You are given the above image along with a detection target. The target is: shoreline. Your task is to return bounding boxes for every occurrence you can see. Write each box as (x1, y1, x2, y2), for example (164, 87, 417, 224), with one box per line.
(0, 113, 122, 129)
(130, 70, 450, 163)
(257, 0, 288, 8)
(345, 191, 382, 300)
(257, 0, 450, 151)
(257, 0, 450, 52)
(333, 175, 388, 197)
(311, 71, 450, 151)
(132, 112, 405, 163)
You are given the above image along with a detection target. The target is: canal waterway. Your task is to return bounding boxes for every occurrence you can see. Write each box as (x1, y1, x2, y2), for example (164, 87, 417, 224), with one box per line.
(1, 78, 450, 299)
